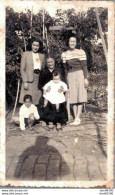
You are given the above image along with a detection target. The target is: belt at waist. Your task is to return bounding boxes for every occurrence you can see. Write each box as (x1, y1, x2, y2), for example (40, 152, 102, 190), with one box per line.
(34, 69, 40, 74)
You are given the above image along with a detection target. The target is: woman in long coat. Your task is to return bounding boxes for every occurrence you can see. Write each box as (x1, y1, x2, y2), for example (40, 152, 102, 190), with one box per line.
(19, 37, 45, 105)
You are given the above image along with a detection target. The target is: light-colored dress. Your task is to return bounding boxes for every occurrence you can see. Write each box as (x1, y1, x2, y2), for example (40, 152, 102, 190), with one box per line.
(43, 80, 67, 104)
(61, 49, 88, 104)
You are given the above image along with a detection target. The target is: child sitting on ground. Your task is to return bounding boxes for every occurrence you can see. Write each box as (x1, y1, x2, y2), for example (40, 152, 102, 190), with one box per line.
(43, 70, 68, 112)
(19, 94, 40, 130)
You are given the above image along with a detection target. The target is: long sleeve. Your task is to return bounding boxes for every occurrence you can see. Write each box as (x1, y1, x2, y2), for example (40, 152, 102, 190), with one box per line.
(19, 106, 25, 130)
(38, 68, 53, 90)
(80, 60, 89, 79)
(43, 81, 51, 90)
(33, 105, 40, 120)
(20, 52, 27, 83)
(38, 70, 45, 90)
(79, 50, 89, 79)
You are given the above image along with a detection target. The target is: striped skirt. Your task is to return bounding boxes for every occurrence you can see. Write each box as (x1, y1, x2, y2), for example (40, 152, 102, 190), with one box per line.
(19, 73, 41, 105)
(67, 70, 87, 104)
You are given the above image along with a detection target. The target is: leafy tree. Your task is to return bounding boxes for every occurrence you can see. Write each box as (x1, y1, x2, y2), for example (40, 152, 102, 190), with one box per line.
(6, 7, 108, 110)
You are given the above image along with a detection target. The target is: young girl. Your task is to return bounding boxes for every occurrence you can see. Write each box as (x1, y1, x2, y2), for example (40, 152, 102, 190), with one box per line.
(41, 71, 68, 130)
(19, 95, 40, 130)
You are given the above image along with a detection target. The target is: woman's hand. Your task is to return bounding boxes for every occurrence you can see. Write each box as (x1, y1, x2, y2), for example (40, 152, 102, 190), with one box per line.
(65, 90, 69, 100)
(84, 79, 89, 88)
(46, 86, 51, 92)
(58, 86, 64, 93)
(43, 90, 46, 95)
(24, 82, 28, 90)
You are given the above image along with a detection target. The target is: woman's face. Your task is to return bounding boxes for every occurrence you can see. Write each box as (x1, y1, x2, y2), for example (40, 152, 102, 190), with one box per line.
(46, 58, 55, 70)
(69, 37, 77, 49)
(32, 41, 40, 53)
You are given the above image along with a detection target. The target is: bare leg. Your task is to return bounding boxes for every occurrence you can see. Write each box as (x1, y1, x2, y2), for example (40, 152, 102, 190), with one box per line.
(73, 105, 77, 118)
(71, 104, 82, 125)
(28, 113, 35, 129)
(76, 104, 82, 119)
(56, 103, 59, 112)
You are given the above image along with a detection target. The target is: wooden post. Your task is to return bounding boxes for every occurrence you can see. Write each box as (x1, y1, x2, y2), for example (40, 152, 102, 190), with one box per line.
(30, 6, 33, 38)
(11, 79, 20, 121)
(45, 27, 49, 54)
(66, 91, 71, 121)
(43, 9, 45, 44)
(95, 8, 108, 65)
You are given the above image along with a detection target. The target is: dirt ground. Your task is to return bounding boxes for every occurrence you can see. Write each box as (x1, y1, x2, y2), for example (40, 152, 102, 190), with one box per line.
(6, 104, 107, 181)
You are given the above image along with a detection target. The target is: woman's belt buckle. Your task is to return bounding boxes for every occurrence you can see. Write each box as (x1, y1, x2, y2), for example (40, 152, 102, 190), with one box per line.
(34, 69, 40, 74)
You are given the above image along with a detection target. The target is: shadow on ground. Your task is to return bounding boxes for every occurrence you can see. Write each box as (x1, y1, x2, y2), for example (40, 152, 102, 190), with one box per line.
(14, 136, 69, 181)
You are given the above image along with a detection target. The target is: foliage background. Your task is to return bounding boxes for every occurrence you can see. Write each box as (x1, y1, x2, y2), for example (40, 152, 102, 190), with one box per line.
(6, 7, 108, 111)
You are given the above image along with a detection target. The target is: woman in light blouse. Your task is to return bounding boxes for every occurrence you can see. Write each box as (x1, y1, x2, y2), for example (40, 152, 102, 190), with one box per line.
(19, 37, 45, 105)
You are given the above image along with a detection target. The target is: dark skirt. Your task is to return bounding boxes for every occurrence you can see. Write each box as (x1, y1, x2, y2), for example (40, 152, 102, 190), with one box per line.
(38, 98, 68, 125)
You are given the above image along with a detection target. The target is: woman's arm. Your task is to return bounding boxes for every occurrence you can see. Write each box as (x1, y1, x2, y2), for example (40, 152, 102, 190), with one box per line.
(21, 52, 27, 82)
(80, 50, 89, 88)
(80, 61, 89, 88)
(21, 52, 29, 90)
(43, 81, 51, 91)
(80, 60, 89, 79)
(38, 69, 48, 90)
(38, 70, 44, 90)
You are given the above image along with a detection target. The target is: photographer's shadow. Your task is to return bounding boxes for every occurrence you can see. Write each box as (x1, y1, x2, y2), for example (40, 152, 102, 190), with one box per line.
(14, 136, 70, 181)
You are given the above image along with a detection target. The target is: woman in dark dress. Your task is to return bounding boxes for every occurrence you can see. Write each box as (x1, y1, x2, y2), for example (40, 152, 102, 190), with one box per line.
(38, 57, 68, 130)
(19, 37, 45, 105)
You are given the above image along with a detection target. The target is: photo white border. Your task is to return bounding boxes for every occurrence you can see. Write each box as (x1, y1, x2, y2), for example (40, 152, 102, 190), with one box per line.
(0, 0, 114, 188)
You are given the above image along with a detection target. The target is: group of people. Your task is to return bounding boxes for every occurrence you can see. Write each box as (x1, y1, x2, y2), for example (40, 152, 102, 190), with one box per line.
(19, 36, 89, 131)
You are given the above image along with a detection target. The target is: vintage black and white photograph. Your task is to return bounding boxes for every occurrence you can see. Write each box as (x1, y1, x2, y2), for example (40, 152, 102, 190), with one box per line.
(0, 1, 114, 188)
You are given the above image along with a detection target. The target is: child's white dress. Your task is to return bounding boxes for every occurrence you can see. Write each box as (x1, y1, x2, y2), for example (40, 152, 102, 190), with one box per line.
(43, 80, 67, 104)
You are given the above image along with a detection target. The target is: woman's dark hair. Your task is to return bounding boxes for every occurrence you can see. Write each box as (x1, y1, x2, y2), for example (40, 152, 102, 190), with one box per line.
(53, 70, 61, 79)
(66, 34, 80, 49)
(31, 37, 41, 45)
(26, 37, 43, 52)
(23, 94, 32, 102)
(69, 35, 76, 40)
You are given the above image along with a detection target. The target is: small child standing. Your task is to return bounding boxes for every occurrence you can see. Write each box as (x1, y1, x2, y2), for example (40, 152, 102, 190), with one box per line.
(19, 95, 40, 130)
(42, 71, 68, 130)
